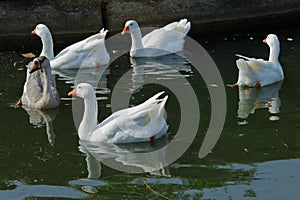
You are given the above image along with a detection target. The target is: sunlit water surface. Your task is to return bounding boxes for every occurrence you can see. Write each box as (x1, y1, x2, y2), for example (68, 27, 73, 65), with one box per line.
(0, 28, 300, 199)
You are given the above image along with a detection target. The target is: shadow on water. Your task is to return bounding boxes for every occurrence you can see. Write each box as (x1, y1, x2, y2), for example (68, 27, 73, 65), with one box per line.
(0, 28, 300, 199)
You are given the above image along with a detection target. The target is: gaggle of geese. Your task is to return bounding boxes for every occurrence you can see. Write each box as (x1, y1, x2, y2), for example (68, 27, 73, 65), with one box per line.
(11, 18, 284, 144)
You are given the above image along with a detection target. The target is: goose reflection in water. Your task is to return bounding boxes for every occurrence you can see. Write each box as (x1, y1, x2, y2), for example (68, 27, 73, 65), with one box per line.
(79, 139, 169, 176)
(237, 81, 282, 125)
(69, 139, 169, 194)
(129, 53, 192, 93)
(22, 107, 58, 145)
(52, 66, 110, 92)
(20, 107, 58, 162)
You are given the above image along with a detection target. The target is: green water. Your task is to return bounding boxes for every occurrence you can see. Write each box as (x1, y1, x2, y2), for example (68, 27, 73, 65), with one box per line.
(0, 29, 300, 200)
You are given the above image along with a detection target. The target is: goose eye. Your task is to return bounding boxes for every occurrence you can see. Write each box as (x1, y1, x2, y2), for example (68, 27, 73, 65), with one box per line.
(78, 86, 81, 89)
(130, 23, 133, 26)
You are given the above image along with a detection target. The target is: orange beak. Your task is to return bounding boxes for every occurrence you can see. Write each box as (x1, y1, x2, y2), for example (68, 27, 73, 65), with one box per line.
(263, 38, 267, 43)
(68, 89, 76, 97)
(32, 28, 36, 35)
(121, 26, 129, 35)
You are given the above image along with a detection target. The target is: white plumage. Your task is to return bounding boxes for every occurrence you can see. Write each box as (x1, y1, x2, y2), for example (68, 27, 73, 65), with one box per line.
(229, 34, 284, 87)
(32, 24, 110, 69)
(68, 83, 168, 143)
(122, 19, 191, 57)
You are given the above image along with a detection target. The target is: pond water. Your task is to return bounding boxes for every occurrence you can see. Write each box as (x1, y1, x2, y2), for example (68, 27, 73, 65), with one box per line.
(0, 27, 300, 200)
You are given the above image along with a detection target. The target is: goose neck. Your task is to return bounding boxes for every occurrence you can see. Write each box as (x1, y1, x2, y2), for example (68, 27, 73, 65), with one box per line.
(268, 43, 280, 64)
(35, 68, 54, 109)
(78, 94, 98, 139)
(40, 33, 55, 60)
(130, 29, 144, 50)
(42, 68, 52, 96)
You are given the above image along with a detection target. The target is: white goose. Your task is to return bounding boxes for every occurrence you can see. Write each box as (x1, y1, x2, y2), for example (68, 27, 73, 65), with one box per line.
(32, 24, 110, 69)
(122, 19, 191, 57)
(228, 34, 284, 88)
(68, 83, 168, 143)
(15, 56, 60, 109)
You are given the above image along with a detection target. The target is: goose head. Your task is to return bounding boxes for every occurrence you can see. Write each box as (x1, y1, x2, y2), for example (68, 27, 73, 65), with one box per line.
(263, 34, 281, 63)
(122, 20, 140, 35)
(68, 83, 95, 99)
(263, 34, 280, 49)
(32, 24, 51, 38)
(29, 56, 50, 74)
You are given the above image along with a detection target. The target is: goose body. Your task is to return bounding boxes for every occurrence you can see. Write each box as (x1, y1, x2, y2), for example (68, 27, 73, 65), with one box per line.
(229, 34, 284, 87)
(68, 83, 168, 143)
(21, 56, 60, 109)
(122, 19, 191, 57)
(32, 24, 110, 69)
(21, 62, 44, 105)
